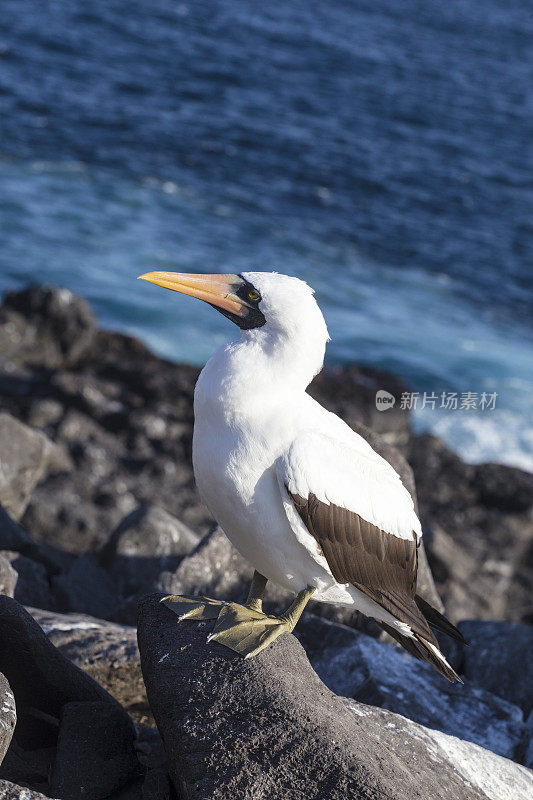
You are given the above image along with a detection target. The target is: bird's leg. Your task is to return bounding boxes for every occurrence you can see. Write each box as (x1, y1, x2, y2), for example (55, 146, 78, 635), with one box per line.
(161, 570, 268, 623)
(245, 570, 268, 612)
(208, 585, 316, 659)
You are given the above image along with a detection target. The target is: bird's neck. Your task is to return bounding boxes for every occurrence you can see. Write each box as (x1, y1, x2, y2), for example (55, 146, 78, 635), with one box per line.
(195, 328, 325, 420)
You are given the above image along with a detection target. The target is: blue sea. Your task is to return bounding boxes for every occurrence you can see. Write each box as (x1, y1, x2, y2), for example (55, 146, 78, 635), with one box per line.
(1, 0, 532, 469)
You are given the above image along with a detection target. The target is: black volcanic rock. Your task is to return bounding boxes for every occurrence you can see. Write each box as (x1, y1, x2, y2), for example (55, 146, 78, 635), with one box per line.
(137, 594, 530, 800)
(0, 285, 96, 370)
(49, 701, 140, 800)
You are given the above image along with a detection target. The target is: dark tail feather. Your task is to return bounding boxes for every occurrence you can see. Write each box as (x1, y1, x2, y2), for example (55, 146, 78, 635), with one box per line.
(414, 595, 468, 646)
(379, 621, 463, 683)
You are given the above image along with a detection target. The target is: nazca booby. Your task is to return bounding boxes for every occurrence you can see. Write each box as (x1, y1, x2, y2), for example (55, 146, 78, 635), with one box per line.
(138, 270, 464, 679)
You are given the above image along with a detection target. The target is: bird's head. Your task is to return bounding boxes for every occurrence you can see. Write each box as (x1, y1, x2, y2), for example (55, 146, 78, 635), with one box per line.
(138, 270, 329, 347)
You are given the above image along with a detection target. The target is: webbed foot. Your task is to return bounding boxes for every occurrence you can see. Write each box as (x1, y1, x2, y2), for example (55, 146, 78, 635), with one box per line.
(207, 601, 290, 658)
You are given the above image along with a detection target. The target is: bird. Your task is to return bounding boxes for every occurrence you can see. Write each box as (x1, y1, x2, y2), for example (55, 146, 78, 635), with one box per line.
(138, 270, 465, 679)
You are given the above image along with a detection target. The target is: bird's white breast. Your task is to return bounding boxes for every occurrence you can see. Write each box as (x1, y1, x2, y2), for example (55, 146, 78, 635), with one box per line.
(191, 357, 345, 596)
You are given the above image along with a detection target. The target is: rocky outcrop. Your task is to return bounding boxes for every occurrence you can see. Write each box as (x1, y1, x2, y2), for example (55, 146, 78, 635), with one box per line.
(138, 594, 532, 800)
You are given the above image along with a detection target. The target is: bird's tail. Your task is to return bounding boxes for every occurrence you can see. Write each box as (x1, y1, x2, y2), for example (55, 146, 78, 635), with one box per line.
(379, 620, 462, 682)
(377, 596, 466, 683)
(414, 594, 467, 645)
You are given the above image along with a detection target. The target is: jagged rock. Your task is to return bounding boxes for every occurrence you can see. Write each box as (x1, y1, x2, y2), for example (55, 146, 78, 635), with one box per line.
(458, 620, 533, 715)
(0, 596, 129, 754)
(425, 523, 499, 622)
(137, 593, 533, 800)
(0, 285, 96, 370)
(310, 624, 525, 760)
(101, 505, 199, 596)
(0, 780, 52, 799)
(0, 675, 15, 767)
(52, 554, 120, 619)
(0, 552, 54, 610)
(0, 414, 54, 521)
(49, 701, 140, 800)
(30, 608, 146, 722)
(0, 558, 16, 599)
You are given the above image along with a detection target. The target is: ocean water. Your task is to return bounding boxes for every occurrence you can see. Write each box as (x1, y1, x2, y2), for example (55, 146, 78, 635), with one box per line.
(0, 0, 532, 469)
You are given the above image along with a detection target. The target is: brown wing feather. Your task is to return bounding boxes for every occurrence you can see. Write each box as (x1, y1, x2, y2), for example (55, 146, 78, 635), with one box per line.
(289, 490, 435, 643)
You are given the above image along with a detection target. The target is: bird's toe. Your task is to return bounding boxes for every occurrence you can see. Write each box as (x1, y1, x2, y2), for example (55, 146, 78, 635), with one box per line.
(161, 594, 226, 621)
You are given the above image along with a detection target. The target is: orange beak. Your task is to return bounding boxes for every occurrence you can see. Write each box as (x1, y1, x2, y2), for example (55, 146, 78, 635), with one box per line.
(137, 272, 247, 318)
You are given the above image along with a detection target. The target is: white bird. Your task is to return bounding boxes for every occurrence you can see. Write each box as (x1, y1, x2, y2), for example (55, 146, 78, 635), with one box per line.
(138, 270, 464, 679)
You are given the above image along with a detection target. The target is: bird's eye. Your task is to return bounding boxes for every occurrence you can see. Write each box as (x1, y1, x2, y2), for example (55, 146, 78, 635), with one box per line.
(248, 290, 260, 302)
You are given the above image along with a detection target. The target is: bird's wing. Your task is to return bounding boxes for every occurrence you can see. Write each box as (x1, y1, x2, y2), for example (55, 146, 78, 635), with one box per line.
(276, 428, 430, 637)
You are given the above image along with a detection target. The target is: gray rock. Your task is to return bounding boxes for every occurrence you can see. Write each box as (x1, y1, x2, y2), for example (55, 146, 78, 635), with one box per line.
(0, 557, 16, 599)
(425, 523, 498, 622)
(0, 596, 129, 752)
(159, 525, 254, 604)
(0, 780, 53, 799)
(52, 554, 120, 619)
(49, 701, 140, 800)
(0, 414, 53, 521)
(458, 620, 533, 715)
(30, 608, 146, 723)
(0, 285, 96, 371)
(137, 593, 532, 800)
(311, 627, 525, 760)
(0, 552, 55, 610)
(101, 505, 199, 596)
(0, 675, 15, 767)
